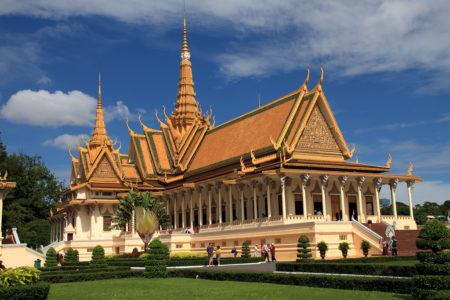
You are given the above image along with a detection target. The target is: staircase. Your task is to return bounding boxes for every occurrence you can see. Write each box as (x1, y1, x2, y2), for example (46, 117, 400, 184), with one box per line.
(363, 223, 420, 256)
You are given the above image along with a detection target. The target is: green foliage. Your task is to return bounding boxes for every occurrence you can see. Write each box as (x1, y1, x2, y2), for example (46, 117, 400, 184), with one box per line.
(339, 242, 350, 258)
(317, 241, 328, 259)
(113, 191, 169, 231)
(169, 252, 207, 259)
(136, 210, 159, 251)
(145, 238, 169, 277)
(0, 282, 50, 300)
(168, 269, 413, 294)
(241, 241, 250, 258)
(297, 235, 312, 262)
(40, 269, 144, 283)
(132, 248, 138, 253)
(90, 245, 107, 268)
(0, 137, 64, 244)
(105, 257, 264, 267)
(64, 248, 79, 264)
(0, 267, 40, 287)
(276, 262, 417, 277)
(412, 275, 450, 300)
(381, 201, 410, 216)
(44, 247, 58, 267)
(413, 201, 450, 226)
(418, 219, 450, 241)
(361, 240, 371, 257)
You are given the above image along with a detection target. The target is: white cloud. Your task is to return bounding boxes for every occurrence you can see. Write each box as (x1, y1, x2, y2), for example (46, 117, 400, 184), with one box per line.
(1, 1, 450, 90)
(0, 89, 96, 127)
(0, 89, 135, 127)
(43, 133, 89, 150)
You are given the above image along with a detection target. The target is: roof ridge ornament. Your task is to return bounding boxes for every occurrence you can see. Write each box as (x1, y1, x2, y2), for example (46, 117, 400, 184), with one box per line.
(68, 146, 76, 161)
(126, 117, 136, 135)
(407, 161, 413, 176)
(299, 65, 310, 91)
(349, 144, 355, 158)
(138, 113, 150, 131)
(386, 153, 392, 168)
(312, 64, 324, 92)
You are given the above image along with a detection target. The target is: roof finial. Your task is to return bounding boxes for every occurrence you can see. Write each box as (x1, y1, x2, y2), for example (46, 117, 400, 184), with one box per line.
(181, 13, 190, 60)
(98, 72, 102, 108)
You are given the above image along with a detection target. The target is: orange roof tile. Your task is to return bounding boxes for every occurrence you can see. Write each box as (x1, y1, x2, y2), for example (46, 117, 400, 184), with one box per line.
(152, 134, 171, 170)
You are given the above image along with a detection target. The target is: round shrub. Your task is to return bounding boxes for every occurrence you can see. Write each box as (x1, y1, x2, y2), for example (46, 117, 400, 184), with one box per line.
(317, 241, 328, 259)
(297, 235, 312, 262)
(90, 245, 107, 268)
(44, 247, 57, 267)
(339, 242, 350, 258)
(361, 240, 371, 257)
(145, 239, 169, 278)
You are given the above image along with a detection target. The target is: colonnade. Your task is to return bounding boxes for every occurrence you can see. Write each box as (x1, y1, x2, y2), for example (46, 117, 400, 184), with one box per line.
(161, 174, 416, 230)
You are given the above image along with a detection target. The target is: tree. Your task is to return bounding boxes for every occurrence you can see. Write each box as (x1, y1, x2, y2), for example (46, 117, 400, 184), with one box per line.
(0, 135, 64, 248)
(416, 219, 450, 253)
(65, 247, 79, 264)
(90, 245, 107, 268)
(113, 191, 169, 231)
(361, 240, 371, 257)
(136, 210, 159, 251)
(241, 241, 250, 258)
(296, 235, 312, 262)
(44, 247, 58, 267)
(317, 241, 328, 260)
(339, 242, 350, 258)
(381, 202, 410, 216)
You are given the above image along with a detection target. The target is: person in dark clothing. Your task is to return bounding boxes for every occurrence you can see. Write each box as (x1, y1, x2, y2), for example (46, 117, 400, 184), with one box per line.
(270, 243, 276, 262)
(207, 243, 214, 267)
(391, 237, 398, 256)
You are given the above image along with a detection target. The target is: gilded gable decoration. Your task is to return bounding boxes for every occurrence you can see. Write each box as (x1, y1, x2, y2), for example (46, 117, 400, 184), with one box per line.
(346, 182, 357, 194)
(329, 182, 340, 194)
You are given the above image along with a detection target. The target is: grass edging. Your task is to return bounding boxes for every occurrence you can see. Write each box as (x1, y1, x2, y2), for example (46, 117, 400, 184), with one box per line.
(168, 269, 413, 294)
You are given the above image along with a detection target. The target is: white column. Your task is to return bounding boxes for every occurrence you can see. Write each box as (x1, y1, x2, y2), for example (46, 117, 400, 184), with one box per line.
(339, 176, 348, 221)
(264, 178, 272, 218)
(407, 181, 415, 218)
(197, 187, 203, 226)
(301, 175, 310, 218)
(207, 185, 212, 225)
(280, 176, 287, 219)
(228, 185, 233, 222)
(390, 179, 399, 219)
(189, 190, 194, 229)
(90, 205, 95, 239)
(320, 175, 328, 219)
(252, 181, 258, 220)
(216, 183, 223, 224)
(132, 209, 136, 233)
(238, 184, 245, 221)
(173, 195, 178, 229)
(374, 178, 382, 223)
(181, 192, 186, 228)
(357, 177, 365, 223)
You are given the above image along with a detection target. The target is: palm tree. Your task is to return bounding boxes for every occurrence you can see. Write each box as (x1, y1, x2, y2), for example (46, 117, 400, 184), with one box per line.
(136, 210, 159, 251)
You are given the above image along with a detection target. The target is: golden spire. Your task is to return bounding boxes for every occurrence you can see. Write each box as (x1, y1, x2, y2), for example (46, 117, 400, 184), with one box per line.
(90, 72, 112, 145)
(170, 14, 202, 133)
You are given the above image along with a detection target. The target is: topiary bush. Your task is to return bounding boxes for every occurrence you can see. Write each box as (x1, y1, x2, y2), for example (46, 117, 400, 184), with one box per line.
(44, 247, 58, 267)
(297, 235, 312, 262)
(317, 241, 328, 260)
(241, 241, 251, 258)
(0, 267, 41, 287)
(132, 248, 138, 253)
(145, 238, 169, 278)
(361, 240, 371, 257)
(413, 219, 450, 299)
(339, 242, 350, 258)
(90, 245, 107, 268)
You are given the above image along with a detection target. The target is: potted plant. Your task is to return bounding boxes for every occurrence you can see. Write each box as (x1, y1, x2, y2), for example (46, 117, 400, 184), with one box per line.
(361, 240, 371, 257)
(317, 241, 328, 259)
(339, 242, 350, 258)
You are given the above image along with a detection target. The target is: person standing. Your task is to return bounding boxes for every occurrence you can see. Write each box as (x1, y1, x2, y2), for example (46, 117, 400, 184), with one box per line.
(206, 243, 214, 267)
(270, 243, 276, 262)
(382, 239, 388, 256)
(265, 244, 270, 262)
(254, 244, 259, 257)
(391, 237, 398, 256)
(261, 244, 266, 260)
(216, 245, 222, 266)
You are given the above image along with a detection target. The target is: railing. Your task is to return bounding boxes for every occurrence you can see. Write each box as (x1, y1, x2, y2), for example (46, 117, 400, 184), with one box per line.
(42, 240, 64, 253)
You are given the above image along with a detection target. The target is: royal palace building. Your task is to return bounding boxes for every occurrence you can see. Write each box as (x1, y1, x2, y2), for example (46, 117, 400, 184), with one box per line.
(47, 17, 422, 261)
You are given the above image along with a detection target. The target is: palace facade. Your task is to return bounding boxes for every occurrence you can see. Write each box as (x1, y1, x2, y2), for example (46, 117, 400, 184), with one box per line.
(47, 17, 421, 261)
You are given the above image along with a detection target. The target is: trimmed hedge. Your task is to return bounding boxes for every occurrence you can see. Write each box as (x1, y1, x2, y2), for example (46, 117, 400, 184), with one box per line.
(40, 269, 145, 283)
(415, 263, 450, 275)
(40, 266, 130, 276)
(276, 262, 417, 277)
(105, 257, 265, 267)
(313, 256, 417, 264)
(0, 282, 50, 300)
(412, 275, 450, 300)
(168, 269, 413, 294)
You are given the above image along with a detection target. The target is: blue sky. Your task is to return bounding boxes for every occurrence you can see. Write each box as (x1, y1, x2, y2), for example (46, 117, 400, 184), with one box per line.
(0, 1, 449, 205)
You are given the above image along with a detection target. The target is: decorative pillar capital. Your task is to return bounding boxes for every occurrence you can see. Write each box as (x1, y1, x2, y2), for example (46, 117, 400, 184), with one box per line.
(320, 175, 329, 187)
(407, 180, 415, 189)
(389, 178, 399, 191)
(263, 177, 272, 185)
(186, 188, 194, 196)
(214, 181, 222, 190)
(338, 175, 347, 188)
(195, 186, 203, 193)
(301, 174, 311, 187)
(373, 177, 383, 192)
(249, 180, 258, 188)
(237, 183, 244, 192)
(357, 176, 365, 188)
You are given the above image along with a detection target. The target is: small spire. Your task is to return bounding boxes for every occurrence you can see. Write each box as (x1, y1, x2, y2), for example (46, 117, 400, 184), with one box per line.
(98, 72, 102, 108)
(181, 14, 190, 60)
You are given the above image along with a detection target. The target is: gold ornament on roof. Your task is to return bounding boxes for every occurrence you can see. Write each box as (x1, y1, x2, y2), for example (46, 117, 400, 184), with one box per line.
(386, 153, 392, 168)
(349, 144, 356, 158)
(407, 161, 413, 176)
(126, 117, 135, 135)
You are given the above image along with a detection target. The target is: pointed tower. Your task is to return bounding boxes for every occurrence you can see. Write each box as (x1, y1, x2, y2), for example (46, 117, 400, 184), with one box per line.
(169, 15, 202, 133)
(90, 73, 112, 146)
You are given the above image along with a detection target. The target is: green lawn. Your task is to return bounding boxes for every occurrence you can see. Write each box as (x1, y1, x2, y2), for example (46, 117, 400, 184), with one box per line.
(48, 277, 412, 300)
